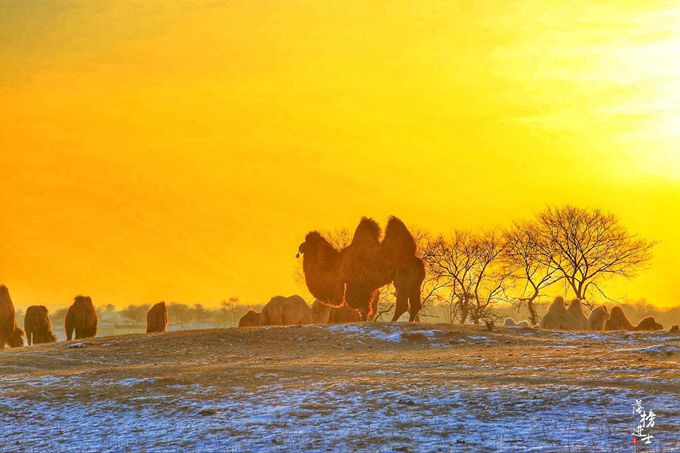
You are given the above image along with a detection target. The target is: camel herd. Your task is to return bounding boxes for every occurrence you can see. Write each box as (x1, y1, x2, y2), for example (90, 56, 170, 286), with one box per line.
(1, 282, 678, 351)
(237, 295, 361, 327)
(2, 215, 429, 349)
(0, 285, 171, 349)
(0, 282, 365, 349)
(2, 216, 678, 349)
(2, 281, 678, 351)
(504, 296, 672, 332)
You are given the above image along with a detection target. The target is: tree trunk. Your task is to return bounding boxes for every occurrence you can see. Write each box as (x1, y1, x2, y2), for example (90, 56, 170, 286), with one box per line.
(459, 303, 468, 324)
(526, 291, 539, 326)
(526, 299, 537, 326)
(571, 279, 584, 300)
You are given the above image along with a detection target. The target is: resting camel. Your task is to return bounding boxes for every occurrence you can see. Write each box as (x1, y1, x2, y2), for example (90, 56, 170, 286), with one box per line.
(540, 297, 580, 330)
(239, 296, 313, 327)
(588, 305, 609, 331)
(328, 304, 362, 323)
(0, 285, 24, 349)
(504, 318, 531, 328)
(260, 295, 312, 326)
(24, 305, 56, 345)
(604, 306, 635, 331)
(311, 299, 332, 324)
(632, 316, 663, 331)
(604, 306, 663, 331)
(566, 299, 590, 330)
(65, 296, 98, 340)
(147, 302, 168, 333)
(297, 216, 425, 322)
(238, 310, 261, 327)
(312, 299, 362, 324)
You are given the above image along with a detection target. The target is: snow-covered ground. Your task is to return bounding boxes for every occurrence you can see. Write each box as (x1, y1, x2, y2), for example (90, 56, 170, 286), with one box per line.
(1, 324, 678, 451)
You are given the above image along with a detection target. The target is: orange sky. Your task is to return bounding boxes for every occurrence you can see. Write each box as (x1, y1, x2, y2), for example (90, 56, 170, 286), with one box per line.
(1, 0, 679, 310)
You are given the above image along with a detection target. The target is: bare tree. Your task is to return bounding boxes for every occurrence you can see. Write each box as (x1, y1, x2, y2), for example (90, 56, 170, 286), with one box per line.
(504, 222, 560, 325)
(467, 231, 513, 324)
(216, 296, 240, 326)
(533, 206, 655, 303)
(326, 228, 351, 248)
(430, 230, 511, 324)
(418, 234, 449, 315)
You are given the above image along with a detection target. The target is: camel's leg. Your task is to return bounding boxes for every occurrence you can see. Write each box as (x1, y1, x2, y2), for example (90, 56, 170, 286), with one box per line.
(359, 306, 370, 322)
(391, 290, 409, 322)
(368, 290, 380, 321)
(345, 284, 374, 322)
(408, 287, 422, 322)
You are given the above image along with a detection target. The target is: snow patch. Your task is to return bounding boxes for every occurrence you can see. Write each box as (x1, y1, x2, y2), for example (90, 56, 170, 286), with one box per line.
(615, 344, 678, 356)
(119, 378, 159, 387)
(327, 324, 447, 344)
(326, 325, 364, 334)
(2, 380, 678, 451)
(467, 335, 498, 343)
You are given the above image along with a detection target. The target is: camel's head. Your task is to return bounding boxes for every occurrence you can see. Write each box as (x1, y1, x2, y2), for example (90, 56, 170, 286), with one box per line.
(296, 231, 329, 258)
(74, 295, 94, 307)
(7, 327, 24, 348)
(296, 242, 306, 259)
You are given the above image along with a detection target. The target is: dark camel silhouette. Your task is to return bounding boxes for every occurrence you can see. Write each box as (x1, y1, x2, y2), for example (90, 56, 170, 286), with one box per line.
(297, 217, 425, 322)
(588, 305, 609, 331)
(633, 316, 663, 331)
(604, 306, 663, 331)
(24, 305, 56, 345)
(604, 306, 634, 331)
(0, 285, 24, 349)
(65, 296, 98, 340)
(146, 302, 168, 333)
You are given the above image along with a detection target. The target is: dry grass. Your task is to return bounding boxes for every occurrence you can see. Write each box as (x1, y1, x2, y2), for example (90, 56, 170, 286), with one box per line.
(1, 323, 678, 451)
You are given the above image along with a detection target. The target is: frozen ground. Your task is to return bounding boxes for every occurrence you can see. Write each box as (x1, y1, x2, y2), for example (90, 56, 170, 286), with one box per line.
(0, 323, 678, 452)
